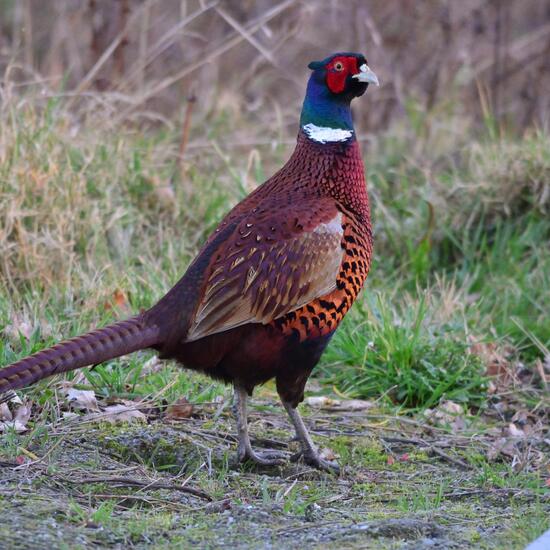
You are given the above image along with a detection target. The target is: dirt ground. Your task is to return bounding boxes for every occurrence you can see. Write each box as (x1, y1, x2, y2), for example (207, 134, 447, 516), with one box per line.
(0, 391, 548, 550)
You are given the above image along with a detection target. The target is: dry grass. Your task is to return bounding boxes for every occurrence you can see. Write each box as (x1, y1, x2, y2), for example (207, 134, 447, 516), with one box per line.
(0, 5, 548, 546)
(1, 1, 550, 133)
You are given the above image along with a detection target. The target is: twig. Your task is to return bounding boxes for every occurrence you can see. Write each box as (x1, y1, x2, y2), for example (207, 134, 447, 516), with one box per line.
(89, 493, 190, 510)
(61, 475, 212, 500)
(179, 93, 197, 179)
(214, 5, 277, 66)
(23, 0, 33, 69)
(277, 520, 344, 535)
(119, 0, 219, 90)
(71, 0, 154, 102)
(444, 487, 548, 501)
(427, 446, 470, 470)
(113, 0, 131, 79)
(116, 0, 294, 120)
(382, 435, 471, 469)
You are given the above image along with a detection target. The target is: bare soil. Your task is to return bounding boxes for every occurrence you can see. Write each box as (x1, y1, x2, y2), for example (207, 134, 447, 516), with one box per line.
(0, 394, 547, 549)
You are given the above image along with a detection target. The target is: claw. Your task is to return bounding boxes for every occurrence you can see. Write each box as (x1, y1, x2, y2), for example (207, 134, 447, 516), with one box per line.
(283, 401, 341, 474)
(290, 449, 340, 474)
(237, 448, 288, 467)
(233, 386, 289, 467)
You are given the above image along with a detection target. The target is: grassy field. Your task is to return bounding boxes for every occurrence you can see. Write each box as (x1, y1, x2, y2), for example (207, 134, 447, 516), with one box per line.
(0, 95, 548, 548)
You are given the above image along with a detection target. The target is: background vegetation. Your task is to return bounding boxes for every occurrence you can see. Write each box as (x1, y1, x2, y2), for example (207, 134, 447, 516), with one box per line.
(0, 1, 548, 548)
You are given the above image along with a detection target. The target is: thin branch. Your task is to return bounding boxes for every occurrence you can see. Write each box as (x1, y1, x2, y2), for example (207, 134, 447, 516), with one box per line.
(61, 475, 212, 500)
(118, 0, 294, 119)
(214, 5, 277, 66)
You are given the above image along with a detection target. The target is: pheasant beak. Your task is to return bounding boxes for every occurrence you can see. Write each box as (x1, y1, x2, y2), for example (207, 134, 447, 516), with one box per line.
(352, 64, 379, 86)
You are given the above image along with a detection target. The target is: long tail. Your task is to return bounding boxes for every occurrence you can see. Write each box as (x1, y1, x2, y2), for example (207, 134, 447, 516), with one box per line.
(0, 315, 160, 395)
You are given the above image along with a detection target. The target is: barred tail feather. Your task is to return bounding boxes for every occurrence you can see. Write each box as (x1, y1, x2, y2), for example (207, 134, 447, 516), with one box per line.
(0, 316, 160, 395)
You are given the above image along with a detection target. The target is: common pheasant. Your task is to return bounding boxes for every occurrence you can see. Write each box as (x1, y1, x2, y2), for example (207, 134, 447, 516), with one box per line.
(0, 52, 378, 472)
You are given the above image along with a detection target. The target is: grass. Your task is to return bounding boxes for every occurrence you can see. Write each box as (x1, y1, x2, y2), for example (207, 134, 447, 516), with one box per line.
(0, 92, 548, 548)
(321, 291, 487, 409)
(1, 96, 548, 408)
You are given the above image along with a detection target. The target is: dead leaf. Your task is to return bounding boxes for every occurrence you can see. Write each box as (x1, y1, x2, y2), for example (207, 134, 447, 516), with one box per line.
(470, 341, 517, 390)
(15, 403, 31, 426)
(440, 400, 463, 415)
(319, 447, 338, 462)
(507, 422, 526, 438)
(487, 437, 517, 460)
(304, 396, 374, 411)
(86, 404, 146, 424)
(339, 399, 375, 411)
(104, 289, 130, 314)
(304, 396, 338, 408)
(165, 397, 194, 420)
(0, 403, 12, 422)
(141, 355, 164, 374)
(66, 388, 99, 412)
(424, 400, 466, 432)
(0, 402, 31, 433)
(154, 185, 176, 207)
(4, 313, 33, 341)
(534, 358, 548, 390)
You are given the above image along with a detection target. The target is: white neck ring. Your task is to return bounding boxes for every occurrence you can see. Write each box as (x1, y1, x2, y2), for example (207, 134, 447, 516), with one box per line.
(302, 123, 353, 144)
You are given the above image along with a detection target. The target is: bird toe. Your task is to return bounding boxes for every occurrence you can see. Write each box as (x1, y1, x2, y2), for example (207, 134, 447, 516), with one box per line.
(291, 450, 340, 474)
(237, 448, 288, 467)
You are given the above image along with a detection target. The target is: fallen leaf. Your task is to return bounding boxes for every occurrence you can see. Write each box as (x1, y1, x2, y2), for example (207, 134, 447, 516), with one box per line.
(399, 453, 410, 462)
(15, 403, 31, 426)
(470, 341, 517, 390)
(154, 185, 176, 207)
(104, 289, 130, 314)
(534, 358, 548, 390)
(304, 396, 338, 408)
(165, 397, 194, 420)
(387, 455, 395, 466)
(304, 396, 374, 411)
(507, 422, 525, 438)
(4, 313, 33, 341)
(424, 400, 466, 432)
(0, 403, 12, 422)
(0, 402, 31, 433)
(339, 399, 375, 411)
(141, 355, 164, 374)
(86, 404, 146, 424)
(487, 436, 518, 460)
(66, 388, 99, 412)
(319, 447, 338, 462)
(440, 400, 463, 415)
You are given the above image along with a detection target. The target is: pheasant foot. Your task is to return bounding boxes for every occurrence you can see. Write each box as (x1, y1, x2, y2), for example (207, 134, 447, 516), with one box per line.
(283, 400, 340, 474)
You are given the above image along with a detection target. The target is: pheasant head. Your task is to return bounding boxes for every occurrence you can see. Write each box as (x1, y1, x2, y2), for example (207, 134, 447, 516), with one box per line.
(300, 52, 378, 144)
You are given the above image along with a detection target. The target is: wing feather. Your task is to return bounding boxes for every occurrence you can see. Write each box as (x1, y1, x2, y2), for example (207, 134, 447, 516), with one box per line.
(186, 200, 343, 341)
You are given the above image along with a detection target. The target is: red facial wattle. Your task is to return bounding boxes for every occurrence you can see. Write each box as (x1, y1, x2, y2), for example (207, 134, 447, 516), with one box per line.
(326, 57, 359, 94)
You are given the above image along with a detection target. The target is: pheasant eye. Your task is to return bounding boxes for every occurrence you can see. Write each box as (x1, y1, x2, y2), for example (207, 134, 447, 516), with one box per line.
(334, 61, 344, 71)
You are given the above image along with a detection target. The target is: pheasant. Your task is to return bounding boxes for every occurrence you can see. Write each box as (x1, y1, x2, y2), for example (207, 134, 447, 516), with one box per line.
(0, 52, 378, 472)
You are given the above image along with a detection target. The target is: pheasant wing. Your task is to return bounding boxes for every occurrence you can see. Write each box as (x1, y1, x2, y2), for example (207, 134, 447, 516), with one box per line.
(186, 199, 343, 341)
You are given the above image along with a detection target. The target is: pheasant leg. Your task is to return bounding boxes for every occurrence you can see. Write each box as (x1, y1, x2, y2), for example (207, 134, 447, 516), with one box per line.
(233, 385, 287, 466)
(282, 401, 340, 474)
